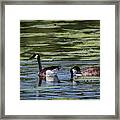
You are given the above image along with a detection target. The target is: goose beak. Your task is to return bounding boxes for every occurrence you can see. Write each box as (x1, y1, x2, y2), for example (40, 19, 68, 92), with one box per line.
(29, 54, 36, 59)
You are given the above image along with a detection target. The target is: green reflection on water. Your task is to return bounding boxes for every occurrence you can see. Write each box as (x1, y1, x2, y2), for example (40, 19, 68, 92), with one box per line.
(20, 20, 100, 61)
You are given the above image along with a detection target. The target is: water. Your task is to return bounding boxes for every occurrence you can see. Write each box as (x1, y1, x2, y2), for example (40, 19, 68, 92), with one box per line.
(20, 20, 100, 100)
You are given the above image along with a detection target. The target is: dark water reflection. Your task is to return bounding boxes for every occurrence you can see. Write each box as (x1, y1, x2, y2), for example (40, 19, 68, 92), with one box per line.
(20, 20, 100, 100)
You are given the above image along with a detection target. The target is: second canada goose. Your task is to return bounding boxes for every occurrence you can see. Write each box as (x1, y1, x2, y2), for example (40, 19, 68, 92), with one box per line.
(70, 65, 100, 80)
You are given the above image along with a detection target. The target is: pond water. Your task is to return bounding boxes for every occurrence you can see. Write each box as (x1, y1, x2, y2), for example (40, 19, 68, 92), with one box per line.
(20, 20, 100, 100)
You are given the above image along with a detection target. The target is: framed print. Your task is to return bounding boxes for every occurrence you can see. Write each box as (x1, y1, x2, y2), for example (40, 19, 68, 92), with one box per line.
(0, 0, 119, 119)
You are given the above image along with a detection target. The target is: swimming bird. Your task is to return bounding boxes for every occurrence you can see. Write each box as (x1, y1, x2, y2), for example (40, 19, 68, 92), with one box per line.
(70, 65, 100, 80)
(29, 53, 60, 81)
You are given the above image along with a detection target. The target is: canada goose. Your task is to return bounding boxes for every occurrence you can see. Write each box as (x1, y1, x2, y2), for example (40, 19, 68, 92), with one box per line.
(29, 53, 60, 81)
(70, 65, 100, 80)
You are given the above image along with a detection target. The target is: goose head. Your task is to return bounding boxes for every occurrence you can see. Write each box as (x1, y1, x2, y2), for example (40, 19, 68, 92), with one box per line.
(72, 66, 81, 74)
(70, 66, 82, 80)
(29, 53, 42, 71)
(29, 53, 40, 60)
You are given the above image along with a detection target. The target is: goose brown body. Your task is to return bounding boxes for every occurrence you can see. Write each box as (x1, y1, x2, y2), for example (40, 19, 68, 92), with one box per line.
(81, 67, 100, 76)
(38, 66, 60, 79)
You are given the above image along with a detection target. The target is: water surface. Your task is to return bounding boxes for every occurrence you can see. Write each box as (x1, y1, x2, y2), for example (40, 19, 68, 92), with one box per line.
(20, 20, 100, 100)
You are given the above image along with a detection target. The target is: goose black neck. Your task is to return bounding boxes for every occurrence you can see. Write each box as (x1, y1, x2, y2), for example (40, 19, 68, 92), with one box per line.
(37, 55, 42, 71)
(70, 68, 73, 81)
